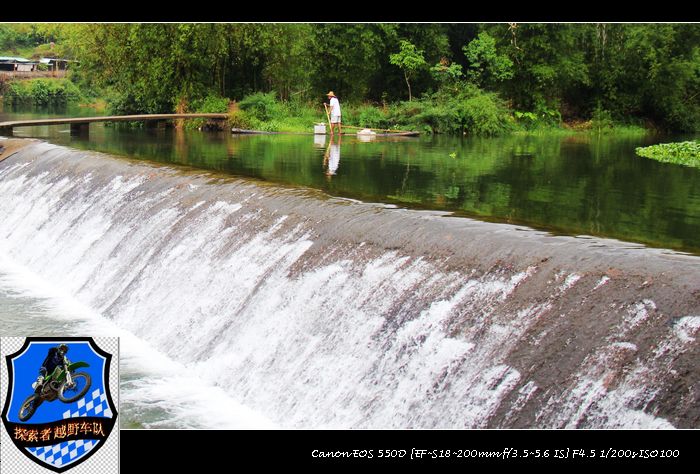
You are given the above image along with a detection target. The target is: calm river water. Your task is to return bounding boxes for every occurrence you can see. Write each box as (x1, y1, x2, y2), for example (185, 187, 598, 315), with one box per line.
(3, 107, 700, 254)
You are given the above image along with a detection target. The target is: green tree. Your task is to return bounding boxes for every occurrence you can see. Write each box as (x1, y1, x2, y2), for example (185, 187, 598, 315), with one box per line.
(68, 24, 232, 114)
(310, 24, 400, 102)
(390, 40, 427, 101)
(463, 32, 514, 89)
(482, 23, 590, 122)
(430, 58, 464, 87)
(16, 23, 698, 133)
(260, 24, 313, 100)
(576, 24, 700, 130)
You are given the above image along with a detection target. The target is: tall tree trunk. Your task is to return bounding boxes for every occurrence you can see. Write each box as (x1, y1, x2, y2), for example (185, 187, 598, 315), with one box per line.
(405, 71, 412, 101)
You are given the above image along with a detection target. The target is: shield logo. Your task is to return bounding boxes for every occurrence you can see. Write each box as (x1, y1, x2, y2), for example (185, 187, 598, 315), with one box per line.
(2, 337, 118, 472)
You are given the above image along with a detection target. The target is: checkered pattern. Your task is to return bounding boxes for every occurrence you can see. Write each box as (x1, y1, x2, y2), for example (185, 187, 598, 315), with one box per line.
(61, 388, 113, 419)
(23, 388, 112, 469)
(27, 440, 100, 468)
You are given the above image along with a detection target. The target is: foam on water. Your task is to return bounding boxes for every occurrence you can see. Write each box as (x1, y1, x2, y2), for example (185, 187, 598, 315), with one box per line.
(0, 255, 276, 429)
(1, 144, 696, 428)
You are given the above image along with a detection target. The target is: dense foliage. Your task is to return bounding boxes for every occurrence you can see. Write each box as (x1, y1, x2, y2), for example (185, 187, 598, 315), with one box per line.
(2, 23, 700, 133)
(0, 24, 73, 58)
(636, 141, 700, 168)
(4, 78, 83, 106)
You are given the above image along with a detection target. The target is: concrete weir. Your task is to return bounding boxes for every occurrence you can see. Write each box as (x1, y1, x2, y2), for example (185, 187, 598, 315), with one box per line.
(0, 138, 34, 162)
(0, 140, 698, 428)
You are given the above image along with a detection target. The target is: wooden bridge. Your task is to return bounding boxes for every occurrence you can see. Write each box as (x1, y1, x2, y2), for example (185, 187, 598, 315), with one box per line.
(0, 113, 229, 137)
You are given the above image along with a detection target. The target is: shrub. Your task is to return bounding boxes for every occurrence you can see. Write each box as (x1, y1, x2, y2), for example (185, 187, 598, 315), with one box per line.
(591, 104, 614, 133)
(105, 89, 141, 116)
(460, 93, 512, 136)
(356, 105, 388, 128)
(180, 94, 231, 130)
(191, 94, 230, 113)
(386, 82, 511, 136)
(341, 104, 389, 129)
(227, 108, 255, 129)
(230, 94, 325, 132)
(238, 92, 280, 122)
(4, 78, 83, 106)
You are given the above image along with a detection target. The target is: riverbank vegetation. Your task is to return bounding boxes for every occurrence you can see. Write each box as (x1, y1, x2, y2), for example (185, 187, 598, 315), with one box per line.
(0, 24, 73, 60)
(2, 23, 699, 136)
(636, 141, 700, 168)
(3, 78, 83, 106)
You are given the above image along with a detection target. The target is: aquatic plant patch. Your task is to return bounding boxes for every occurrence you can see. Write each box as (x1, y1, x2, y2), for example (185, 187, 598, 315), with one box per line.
(635, 141, 700, 168)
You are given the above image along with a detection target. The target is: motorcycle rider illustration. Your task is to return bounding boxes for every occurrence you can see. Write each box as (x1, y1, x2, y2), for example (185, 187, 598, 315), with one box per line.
(17, 342, 92, 422)
(32, 343, 70, 393)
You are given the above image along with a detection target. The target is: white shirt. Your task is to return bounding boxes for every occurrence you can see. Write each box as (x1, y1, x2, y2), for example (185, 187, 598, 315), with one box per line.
(329, 97, 341, 118)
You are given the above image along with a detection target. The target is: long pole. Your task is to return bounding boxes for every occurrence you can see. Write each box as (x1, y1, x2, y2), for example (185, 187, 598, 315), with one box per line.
(323, 103, 333, 135)
(340, 124, 411, 133)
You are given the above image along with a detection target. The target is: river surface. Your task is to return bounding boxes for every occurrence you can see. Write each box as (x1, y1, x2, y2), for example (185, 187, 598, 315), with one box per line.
(3, 107, 700, 254)
(1, 106, 699, 429)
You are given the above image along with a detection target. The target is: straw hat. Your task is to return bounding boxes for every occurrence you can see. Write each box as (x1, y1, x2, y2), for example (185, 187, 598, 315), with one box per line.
(326, 91, 336, 97)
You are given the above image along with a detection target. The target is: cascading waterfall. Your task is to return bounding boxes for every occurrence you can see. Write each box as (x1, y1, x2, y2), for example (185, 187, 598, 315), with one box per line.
(1, 140, 699, 428)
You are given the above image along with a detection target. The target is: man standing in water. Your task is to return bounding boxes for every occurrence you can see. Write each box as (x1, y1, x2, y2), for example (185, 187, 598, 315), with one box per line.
(326, 91, 342, 136)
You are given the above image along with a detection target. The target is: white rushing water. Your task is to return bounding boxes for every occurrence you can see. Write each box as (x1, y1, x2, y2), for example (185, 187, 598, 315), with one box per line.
(0, 255, 276, 429)
(1, 144, 696, 428)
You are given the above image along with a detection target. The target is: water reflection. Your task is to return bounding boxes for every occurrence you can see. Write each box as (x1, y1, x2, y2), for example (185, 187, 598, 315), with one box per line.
(313, 134, 326, 148)
(3, 104, 700, 254)
(357, 129, 377, 142)
(323, 135, 341, 178)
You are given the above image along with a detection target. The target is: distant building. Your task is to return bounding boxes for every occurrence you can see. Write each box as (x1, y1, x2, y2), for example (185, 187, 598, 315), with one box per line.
(39, 58, 74, 71)
(0, 56, 39, 72)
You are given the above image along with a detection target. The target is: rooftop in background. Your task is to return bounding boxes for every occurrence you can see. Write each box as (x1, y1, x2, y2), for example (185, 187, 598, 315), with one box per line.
(0, 56, 37, 63)
(39, 58, 77, 63)
(0, 57, 76, 75)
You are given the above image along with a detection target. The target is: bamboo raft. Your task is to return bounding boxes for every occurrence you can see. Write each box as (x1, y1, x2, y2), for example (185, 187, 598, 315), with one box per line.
(231, 126, 420, 137)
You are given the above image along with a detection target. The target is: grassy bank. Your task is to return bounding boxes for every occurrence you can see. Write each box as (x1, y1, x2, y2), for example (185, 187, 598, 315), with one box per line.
(220, 86, 516, 136)
(197, 91, 652, 137)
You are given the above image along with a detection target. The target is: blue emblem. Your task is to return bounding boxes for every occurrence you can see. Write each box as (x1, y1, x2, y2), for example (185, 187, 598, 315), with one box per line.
(2, 337, 117, 472)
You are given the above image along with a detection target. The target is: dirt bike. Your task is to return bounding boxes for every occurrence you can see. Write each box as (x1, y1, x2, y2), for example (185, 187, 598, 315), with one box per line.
(18, 359, 92, 422)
